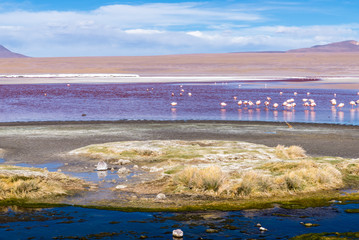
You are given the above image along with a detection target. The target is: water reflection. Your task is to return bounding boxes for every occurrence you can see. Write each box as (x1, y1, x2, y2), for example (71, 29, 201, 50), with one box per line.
(171, 108, 177, 120)
(97, 171, 107, 179)
(220, 108, 226, 120)
(304, 110, 309, 121)
(338, 111, 344, 122)
(310, 110, 316, 122)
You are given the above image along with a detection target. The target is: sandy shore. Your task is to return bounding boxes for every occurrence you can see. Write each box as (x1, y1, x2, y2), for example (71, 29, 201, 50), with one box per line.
(1, 52, 359, 89)
(1, 121, 358, 170)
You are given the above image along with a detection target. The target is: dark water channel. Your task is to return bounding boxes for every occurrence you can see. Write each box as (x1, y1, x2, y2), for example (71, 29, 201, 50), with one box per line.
(1, 202, 359, 239)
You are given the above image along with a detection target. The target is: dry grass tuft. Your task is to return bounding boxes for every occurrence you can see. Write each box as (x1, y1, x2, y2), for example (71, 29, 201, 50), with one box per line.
(174, 166, 225, 192)
(275, 145, 307, 159)
(232, 161, 343, 197)
(0, 165, 87, 200)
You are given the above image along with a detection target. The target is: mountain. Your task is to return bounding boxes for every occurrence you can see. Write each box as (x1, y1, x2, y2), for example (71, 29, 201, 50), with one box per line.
(287, 40, 359, 53)
(0, 45, 28, 58)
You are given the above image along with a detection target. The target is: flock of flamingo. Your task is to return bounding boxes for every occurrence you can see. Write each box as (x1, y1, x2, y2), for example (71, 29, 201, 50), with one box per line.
(169, 85, 359, 111)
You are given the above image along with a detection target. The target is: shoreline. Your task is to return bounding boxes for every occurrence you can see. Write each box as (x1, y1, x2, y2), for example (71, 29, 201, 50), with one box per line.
(0, 75, 358, 89)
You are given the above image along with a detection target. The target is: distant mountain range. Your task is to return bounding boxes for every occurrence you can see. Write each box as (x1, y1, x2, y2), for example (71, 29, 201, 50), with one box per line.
(1, 40, 359, 58)
(287, 40, 359, 53)
(0, 45, 27, 58)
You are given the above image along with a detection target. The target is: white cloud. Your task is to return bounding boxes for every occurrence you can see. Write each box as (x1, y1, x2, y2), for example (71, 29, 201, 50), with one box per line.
(0, 3, 358, 56)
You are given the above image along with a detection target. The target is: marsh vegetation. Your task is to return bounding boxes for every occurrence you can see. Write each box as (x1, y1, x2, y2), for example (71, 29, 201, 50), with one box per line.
(69, 140, 359, 208)
(0, 165, 87, 200)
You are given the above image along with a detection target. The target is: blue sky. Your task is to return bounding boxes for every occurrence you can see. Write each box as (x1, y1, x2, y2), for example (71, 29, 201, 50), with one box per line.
(0, 0, 358, 57)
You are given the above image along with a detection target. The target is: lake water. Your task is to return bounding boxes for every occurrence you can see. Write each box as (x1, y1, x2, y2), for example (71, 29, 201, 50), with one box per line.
(1, 202, 359, 240)
(1, 82, 359, 125)
(1, 81, 359, 239)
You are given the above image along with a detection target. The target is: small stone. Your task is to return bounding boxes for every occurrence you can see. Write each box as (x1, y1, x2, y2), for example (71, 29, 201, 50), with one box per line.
(57, 169, 62, 172)
(206, 229, 219, 233)
(96, 161, 108, 171)
(139, 235, 147, 239)
(172, 229, 183, 238)
(156, 193, 166, 200)
(259, 226, 268, 232)
(118, 159, 131, 165)
(115, 185, 127, 189)
(133, 165, 139, 169)
(117, 167, 130, 174)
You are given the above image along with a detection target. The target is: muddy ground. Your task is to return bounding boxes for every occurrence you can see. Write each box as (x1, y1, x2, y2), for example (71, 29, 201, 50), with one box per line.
(1, 121, 358, 168)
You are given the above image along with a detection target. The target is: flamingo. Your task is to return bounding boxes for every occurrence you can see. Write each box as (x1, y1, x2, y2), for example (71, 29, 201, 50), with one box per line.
(307, 92, 310, 96)
(237, 100, 243, 107)
(330, 99, 337, 105)
(303, 102, 309, 107)
(256, 100, 261, 107)
(310, 102, 316, 107)
(264, 101, 270, 107)
(67, 84, 70, 87)
(243, 100, 248, 106)
(302, 98, 308, 102)
(188, 92, 192, 96)
(294, 92, 297, 96)
(350, 101, 356, 108)
(273, 103, 279, 109)
(220, 102, 227, 107)
(171, 102, 177, 106)
(337, 103, 345, 109)
(171, 92, 175, 96)
(248, 101, 254, 107)
(282, 101, 288, 107)
(356, 100, 359, 105)
(279, 92, 283, 95)
(233, 96, 237, 100)
(267, 97, 272, 101)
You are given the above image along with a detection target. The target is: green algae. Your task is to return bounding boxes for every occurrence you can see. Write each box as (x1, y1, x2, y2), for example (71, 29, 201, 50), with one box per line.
(290, 232, 359, 240)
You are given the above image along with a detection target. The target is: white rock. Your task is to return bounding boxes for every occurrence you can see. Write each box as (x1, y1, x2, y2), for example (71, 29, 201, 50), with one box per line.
(133, 165, 139, 169)
(156, 193, 166, 200)
(117, 167, 130, 175)
(96, 161, 108, 171)
(259, 226, 268, 232)
(115, 185, 127, 189)
(172, 229, 183, 238)
(149, 167, 163, 172)
(118, 159, 131, 165)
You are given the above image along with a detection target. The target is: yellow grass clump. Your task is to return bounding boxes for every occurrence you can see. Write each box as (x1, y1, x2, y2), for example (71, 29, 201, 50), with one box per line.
(0, 166, 87, 200)
(233, 160, 343, 197)
(174, 166, 225, 192)
(275, 145, 307, 159)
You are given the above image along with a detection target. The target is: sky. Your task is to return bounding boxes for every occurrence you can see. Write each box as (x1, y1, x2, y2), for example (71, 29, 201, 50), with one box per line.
(0, 0, 358, 57)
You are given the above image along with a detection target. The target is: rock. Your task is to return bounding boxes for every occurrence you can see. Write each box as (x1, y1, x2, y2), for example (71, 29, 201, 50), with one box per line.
(115, 185, 127, 189)
(118, 159, 131, 165)
(206, 229, 219, 233)
(117, 167, 130, 175)
(96, 161, 108, 171)
(172, 229, 183, 238)
(156, 193, 167, 200)
(133, 165, 139, 169)
(259, 226, 268, 232)
(149, 166, 163, 172)
(300, 222, 319, 227)
(139, 235, 147, 239)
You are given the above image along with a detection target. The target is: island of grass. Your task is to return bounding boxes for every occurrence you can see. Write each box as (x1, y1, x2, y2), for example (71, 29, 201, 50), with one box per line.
(0, 164, 88, 204)
(67, 140, 359, 210)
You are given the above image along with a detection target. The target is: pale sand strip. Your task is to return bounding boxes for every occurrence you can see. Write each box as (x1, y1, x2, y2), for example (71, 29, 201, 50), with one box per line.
(0, 75, 358, 89)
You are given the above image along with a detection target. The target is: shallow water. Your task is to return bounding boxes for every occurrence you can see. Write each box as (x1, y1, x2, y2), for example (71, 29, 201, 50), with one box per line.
(1, 82, 359, 125)
(1, 203, 359, 239)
